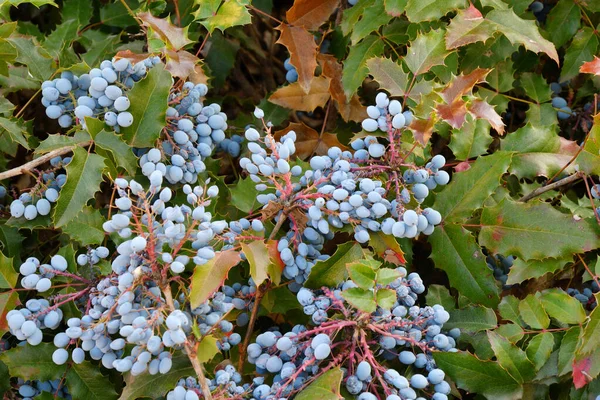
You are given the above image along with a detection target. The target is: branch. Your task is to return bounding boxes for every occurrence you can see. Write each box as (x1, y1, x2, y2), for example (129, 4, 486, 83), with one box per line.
(0, 141, 92, 181)
(519, 171, 584, 203)
(237, 283, 266, 371)
(162, 284, 213, 400)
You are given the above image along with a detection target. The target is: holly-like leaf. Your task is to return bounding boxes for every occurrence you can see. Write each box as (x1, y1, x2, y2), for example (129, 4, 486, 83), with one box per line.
(276, 24, 318, 94)
(196, 335, 220, 363)
(433, 351, 522, 398)
(376, 288, 396, 309)
(429, 224, 500, 308)
(0, 343, 65, 381)
(405, 29, 452, 76)
(445, 305, 498, 332)
(53, 147, 106, 227)
(139, 11, 193, 50)
(0, 290, 18, 336)
(190, 249, 242, 308)
(468, 99, 505, 135)
(304, 242, 366, 288)
(349, 0, 393, 44)
(66, 361, 118, 400)
(526, 332, 555, 371)
(436, 99, 468, 129)
(342, 35, 385, 98)
(294, 367, 343, 400)
(165, 49, 202, 80)
(368, 230, 406, 266)
(539, 289, 586, 325)
(488, 331, 536, 383)
(35, 131, 91, 154)
(486, 8, 559, 64)
(506, 257, 572, 285)
(498, 295, 523, 326)
(120, 353, 194, 400)
(94, 129, 138, 175)
(366, 57, 410, 97)
(449, 117, 492, 160)
(558, 326, 580, 376)
(61, 206, 105, 246)
(241, 240, 279, 287)
(576, 114, 600, 176)
(546, 0, 581, 48)
(347, 260, 377, 289)
(519, 294, 550, 330)
(286, 0, 340, 31)
(199, 0, 252, 33)
(121, 63, 172, 147)
(269, 76, 331, 112)
(405, 0, 467, 23)
(445, 4, 496, 49)
(580, 56, 600, 76)
(0, 117, 30, 149)
(8, 37, 54, 81)
(441, 68, 490, 104)
(519, 72, 552, 104)
(560, 27, 598, 83)
(479, 200, 600, 261)
(384, 0, 407, 16)
(342, 287, 376, 312)
(577, 298, 600, 356)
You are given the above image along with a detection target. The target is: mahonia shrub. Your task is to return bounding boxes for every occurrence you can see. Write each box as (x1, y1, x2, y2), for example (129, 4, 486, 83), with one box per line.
(1, 1, 600, 400)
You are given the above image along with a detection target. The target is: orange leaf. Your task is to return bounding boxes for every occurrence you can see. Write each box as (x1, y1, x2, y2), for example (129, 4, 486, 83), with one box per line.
(139, 11, 193, 51)
(580, 56, 600, 76)
(469, 99, 505, 135)
(165, 49, 203, 80)
(274, 122, 346, 159)
(437, 99, 468, 129)
(441, 68, 491, 104)
(269, 76, 331, 112)
(114, 50, 152, 65)
(276, 24, 318, 94)
(286, 0, 341, 30)
(319, 54, 366, 122)
(409, 117, 435, 145)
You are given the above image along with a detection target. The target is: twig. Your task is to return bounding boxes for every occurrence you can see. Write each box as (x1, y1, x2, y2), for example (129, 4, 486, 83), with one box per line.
(237, 283, 266, 371)
(577, 254, 600, 289)
(519, 171, 584, 202)
(0, 141, 93, 181)
(162, 284, 213, 400)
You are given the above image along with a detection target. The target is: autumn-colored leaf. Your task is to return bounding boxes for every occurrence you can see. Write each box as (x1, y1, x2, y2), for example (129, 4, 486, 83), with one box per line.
(441, 68, 491, 104)
(138, 11, 193, 51)
(454, 161, 471, 172)
(286, 0, 340, 30)
(446, 3, 495, 49)
(114, 50, 152, 65)
(277, 24, 318, 94)
(410, 117, 436, 145)
(319, 54, 366, 122)
(189, 249, 242, 309)
(580, 56, 600, 76)
(165, 49, 201, 80)
(369, 231, 406, 266)
(274, 122, 346, 159)
(437, 99, 468, 129)
(269, 76, 331, 112)
(469, 99, 505, 135)
(573, 357, 593, 389)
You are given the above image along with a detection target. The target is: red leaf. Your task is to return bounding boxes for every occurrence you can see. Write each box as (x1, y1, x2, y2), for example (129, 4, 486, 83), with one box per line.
(454, 161, 472, 172)
(573, 357, 593, 389)
(441, 68, 491, 104)
(277, 24, 318, 94)
(286, 0, 340, 30)
(580, 56, 600, 76)
(469, 99, 505, 135)
(436, 99, 468, 129)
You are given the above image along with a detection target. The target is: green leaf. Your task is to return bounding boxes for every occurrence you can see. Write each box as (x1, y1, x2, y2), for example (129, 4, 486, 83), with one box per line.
(498, 295, 523, 325)
(486, 8, 559, 64)
(367, 57, 410, 97)
(35, 131, 91, 155)
(53, 147, 106, 227)
(539, 289, 586, 325)
(405, 29, 451, 76)
(7, 37, 54, 81)
(429, 224, 500, 308)
(0, 116, 30, 149)
(199, 0, 252, 33)
(350, 0, 393, 44)
(61, 206, 105, 245)
(405, 0, 467, 22)
(342, 287, 376, 312)
(507, 257, 572, 285)
(304, 242, 366, 289)
(558, 326, 580, 376)
(433, 351, 522, 398)
(341, 0, 370, 35)
(432, 151, 512, 222)
(0, 252, 16, 289)
(576, 115, 600, 176)
(519, 72, 552, 103)
(196, 335, 220, 363)
(479, 199, 600, 261)
(342, 35, 385, 98)
(241, 240, 282, 287)
(0, 224, 24, 257)
(262, 285, 303, 314)
(0, 290, 18, 336)
(445, 4, 496, 49)
(425, 284, 456, 310)
(560, 27, 598, 83)
(94, 129, 138, 175)
(376, 288, 396, 309)
(376, 267, 401, 286)
(295, 367, 343, 400)
(347, 260, 377, 289)
(230, 177, 261, 213)
(121, 63, 172, 147)
(546, 0, 581, 48)
(190, 248, 241, 309)
(80, 31, 120, 67)
(62, 0, 93, 26)
(526, 332, 555, 370)
(120, 353, 194, 400)
(384, 0, 407, 16)
(496, 323, 524, 343)
(519, 294, 550, 329)
(66, 361, 118, 400)
(488, 330, 536, 383)
(445, 305, 498, 332)
(0, 343, 66, 381)
(99, 0, 138, 28)
(577, 297, 600, 356)
(44, 19, 79, 59)
(449, 117, 492, 160)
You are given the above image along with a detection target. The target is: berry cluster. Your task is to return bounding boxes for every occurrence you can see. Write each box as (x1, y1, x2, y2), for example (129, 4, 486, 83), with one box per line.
(167, 365, 247, 400)
(15, 378, 71, 400)
(283, 58, 298, 83)
(483, 250, 516, 289)
(568, 282, 599, 311)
